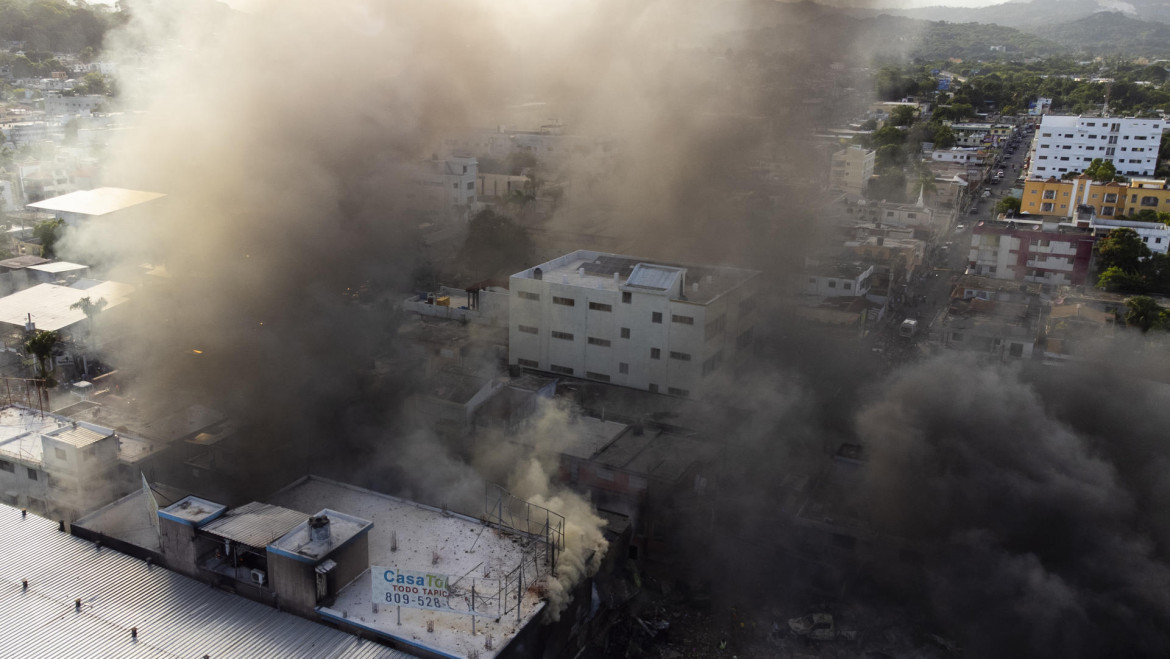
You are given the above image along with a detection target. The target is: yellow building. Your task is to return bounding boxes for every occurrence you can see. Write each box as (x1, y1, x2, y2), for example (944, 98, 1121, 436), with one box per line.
(1021, 176, 1170, 219)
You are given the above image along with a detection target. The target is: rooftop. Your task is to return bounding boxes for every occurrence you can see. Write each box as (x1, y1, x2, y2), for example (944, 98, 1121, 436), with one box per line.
(25, 187, 165, 217)
(158, 495, 227, 526)
(0, 505, 405, 658)
(200, 501, 306, 549)
(268, 509, 373, 562)
(0, 255, 50, 270)
(73, 483, 186, 553)
(0, 281, 133, 332)
(268, 477, 549, 659)
(27, 261, 88, 275)
(513, 250, 758, 305)
(42, 424, 109, 448)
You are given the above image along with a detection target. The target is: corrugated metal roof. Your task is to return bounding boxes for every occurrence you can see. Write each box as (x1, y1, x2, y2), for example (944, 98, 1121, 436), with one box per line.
(200, 502, 307, 548)
(44, 425, 109, 448)
(0, 506, 409, 658)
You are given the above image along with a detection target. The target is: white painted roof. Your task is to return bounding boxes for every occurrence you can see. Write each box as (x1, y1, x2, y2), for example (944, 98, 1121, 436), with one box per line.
(0, 505, 407, 658)
(27, 262, 88, 275)
(26, 187, 165, 217)
(0, 281, 132, 331)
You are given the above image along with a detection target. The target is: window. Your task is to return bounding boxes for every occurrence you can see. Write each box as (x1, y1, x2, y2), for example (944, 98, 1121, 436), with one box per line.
(0, 460, 12, 473)
(622, 292, 632, 304)
(517, 358, 538, 368)
(586, 371, 611, 382)
(619, 362, 629, 374)
(671, 314, 694, 325)
(1009, 343, 1024, 358)
(1104, 193, 1117, 203)
(518, 291, 540, 301)
(549, 364, 574, 375)
(27, 468, 37, 481)
(648, 383, 659, 393)
(518, 325, 538, 334)
(1042, 133, 1051, 137)
(843, 282, 852, 291)
(828, 280, 837, 289)
(1041, 203, 1054, 212)
(669, 351, 692, 361)
(620, 327, 631, 339)
(705, 315, 726, 340)
(650, 348, 661, 360)
(702, 350, 724, 375)
(54, 448, 67, 461)
(552, 296, 575, 306)
(1141, 196, 1159, 207)
(587, 337, 611, 347)
(652, 312, 662, 324)
(736, 328, 753, 349)
(667, 387, 690, 397)
(551, 331, 574, 341)
(588, 302, 612, 312)
(452, 182, 459, 189)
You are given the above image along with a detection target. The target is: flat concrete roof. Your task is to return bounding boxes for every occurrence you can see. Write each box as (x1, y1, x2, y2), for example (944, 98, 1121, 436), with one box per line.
(26, 187, 165, 216)
(0, 281, 132, 332)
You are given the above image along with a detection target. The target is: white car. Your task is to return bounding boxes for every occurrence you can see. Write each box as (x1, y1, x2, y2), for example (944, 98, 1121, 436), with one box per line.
(955, 224, 966, 231)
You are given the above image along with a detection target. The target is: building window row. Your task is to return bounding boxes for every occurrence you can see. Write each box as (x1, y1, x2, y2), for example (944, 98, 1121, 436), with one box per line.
(671, 314, 694, 325)
(518, 325, 538, 334)
(588, 302, 612, 312)
(669, 351, 692, 361)
(550, 364, 573, 375)
(552, 296, 575, 306)
(517, 291, 540, 301)
(517, 358, 538, 368)
(585, 371, 611, 382)
(620, 327, 631, 339)
(551, 331, 574, 341)
(587, 337, 611, 347)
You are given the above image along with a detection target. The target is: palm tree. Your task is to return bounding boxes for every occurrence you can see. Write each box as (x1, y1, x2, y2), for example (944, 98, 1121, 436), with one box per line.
(24, 330, 59, 382)
(69, 296, 107, 336)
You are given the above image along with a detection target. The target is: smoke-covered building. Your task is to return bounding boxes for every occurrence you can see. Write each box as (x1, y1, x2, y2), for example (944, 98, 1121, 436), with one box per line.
(968, 218, 1095, 286)
(509, 250, 760, 398)
(25, 186, 166, 227)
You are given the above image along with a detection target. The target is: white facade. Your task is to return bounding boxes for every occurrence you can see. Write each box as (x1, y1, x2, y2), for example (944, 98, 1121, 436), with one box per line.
(932, 148, 981, 163)
(829, 146, 874, 201)
(1029, 115, 1164, 180)
(1091, 218, 1170, 255)
(0, 180, 15, 212)
(801, 263, 874, 298)
(508, 251, 760, 398)
(43, 94, 106, 118)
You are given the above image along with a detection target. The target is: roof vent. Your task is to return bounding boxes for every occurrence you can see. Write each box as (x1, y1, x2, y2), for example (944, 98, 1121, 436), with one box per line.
(309, 515, 330, 543)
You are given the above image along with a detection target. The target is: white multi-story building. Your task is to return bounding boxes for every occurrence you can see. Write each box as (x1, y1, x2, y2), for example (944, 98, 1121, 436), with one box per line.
(1028, 115, 1165, 180)
(43, 94, 106, 118)
(1091, 218, 1170, 255)
(829, 145, 875, 201)
(509, 250, 760, 398)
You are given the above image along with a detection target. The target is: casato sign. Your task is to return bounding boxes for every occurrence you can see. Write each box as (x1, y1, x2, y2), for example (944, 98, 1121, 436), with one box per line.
(372, 566, 457, 614)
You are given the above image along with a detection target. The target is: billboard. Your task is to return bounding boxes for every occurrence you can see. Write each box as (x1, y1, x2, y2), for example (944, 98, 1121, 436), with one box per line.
(372, 566, 494, 617)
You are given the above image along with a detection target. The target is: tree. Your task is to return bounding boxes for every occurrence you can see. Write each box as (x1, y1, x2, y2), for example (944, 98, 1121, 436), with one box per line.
(69, 296, 107, 337)
(889, 105, 916, 127)
(1097, 266, 1146, 293)
(873, 125, 906, 147)
(1083, 158, 1119, 183)
(458, 209, 534, 280)
(32, 218, 65, 258)
(24, 330, 59, 383)
(875, 144, 906, 170)
(932, 124, 956, 149)
(1097, 228, 1150, 274)
(1124, 295, 1166, 333)
(995, 196, 1021, 216)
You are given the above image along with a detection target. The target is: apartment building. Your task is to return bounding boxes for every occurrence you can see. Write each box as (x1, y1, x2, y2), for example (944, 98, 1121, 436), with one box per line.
(829, 145, 875, 201)
(509, 251, 760, 398)
(968, 219, 1095, 286)
(1021, 176, 1170, 219)
(1028, 115, 1164, 179)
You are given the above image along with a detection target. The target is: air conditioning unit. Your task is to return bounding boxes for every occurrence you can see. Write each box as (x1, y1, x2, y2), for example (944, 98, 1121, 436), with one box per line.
(249, 569, 267, 586)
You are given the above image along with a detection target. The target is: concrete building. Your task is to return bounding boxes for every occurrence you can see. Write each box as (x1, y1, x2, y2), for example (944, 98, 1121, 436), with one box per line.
(403, 155, 480, 224)
(509, 251, 761, 398)
(43, 94, 106, 118)
(1028, 115, 1164, 179)
(968, 219, 1095, 286)
(1091, 217, 1170, 254)
(1, 120, 64, 149)
(931, 148, 983, 164)
(0, 406, 161, 522)
(829, 145, 875, 201)
(940, 275, 1047, 360)
(801, 262, 874, 299)
(1021, 177, 1170, 220)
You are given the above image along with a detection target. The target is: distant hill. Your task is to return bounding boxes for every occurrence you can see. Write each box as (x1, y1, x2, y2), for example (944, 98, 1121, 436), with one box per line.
(1029, 12, 1170, 58)
(864, 0, 1170, 29)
